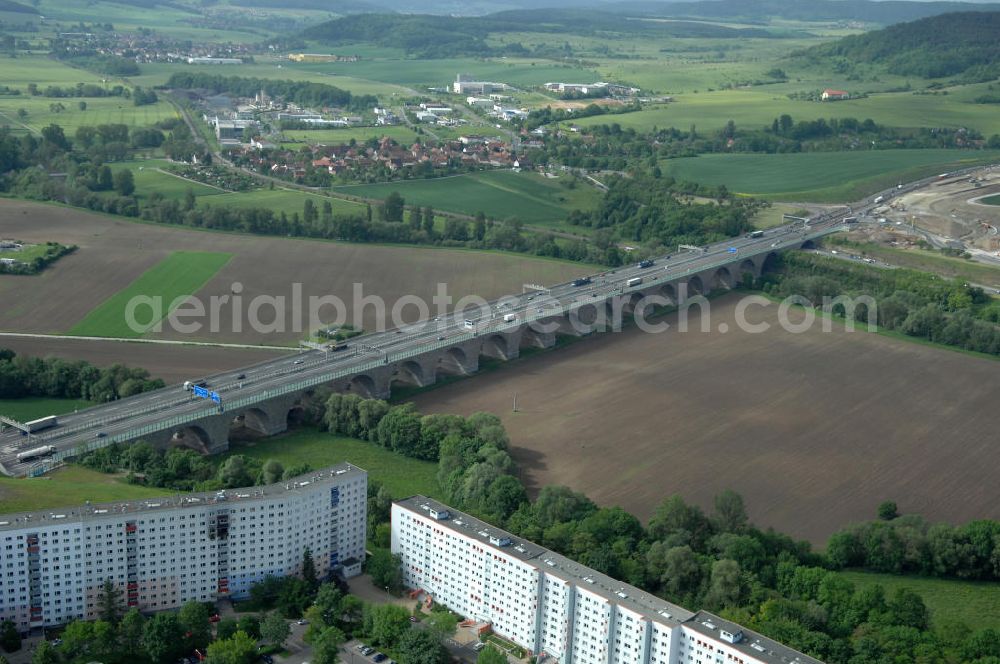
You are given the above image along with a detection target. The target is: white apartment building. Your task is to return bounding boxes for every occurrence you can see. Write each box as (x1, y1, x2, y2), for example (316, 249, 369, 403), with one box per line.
(0, 464, 367, 631)
(392, 497, 822, 664)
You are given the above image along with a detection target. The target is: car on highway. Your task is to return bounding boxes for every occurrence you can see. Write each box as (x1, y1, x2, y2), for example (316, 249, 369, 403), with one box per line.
(637, 259, 654, 269)
(294, 359, 304, 365)
(95, 432, 107, 438)
(236, 373, 246, 379)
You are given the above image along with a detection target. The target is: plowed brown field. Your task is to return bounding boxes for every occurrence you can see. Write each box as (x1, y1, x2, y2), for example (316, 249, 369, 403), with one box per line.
(411, 295, 1000, 544)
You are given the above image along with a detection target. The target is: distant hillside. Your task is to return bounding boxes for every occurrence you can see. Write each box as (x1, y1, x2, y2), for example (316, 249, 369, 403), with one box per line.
(228, 0, 384, 12)
(609, 0, 1000, 26)
(799, 10, 1000, 80)
(0, 0, 39, 13)
(302, 9, 776, 57)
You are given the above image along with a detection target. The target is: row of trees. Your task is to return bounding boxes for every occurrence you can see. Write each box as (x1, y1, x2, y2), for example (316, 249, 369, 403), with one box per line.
(78, 441, 311, 492)
(762, 252, 1000, 356)
(828, 511, 1000, 579)
(0, 348, 164, 402)
(526, 117, 998, 173)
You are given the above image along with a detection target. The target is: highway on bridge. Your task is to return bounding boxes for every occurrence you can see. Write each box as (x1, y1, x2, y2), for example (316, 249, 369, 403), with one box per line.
(0, 169, 980, 477)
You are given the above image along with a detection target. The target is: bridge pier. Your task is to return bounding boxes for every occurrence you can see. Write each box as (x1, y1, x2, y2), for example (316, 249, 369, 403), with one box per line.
(521, 325, 556, 349)
(436, 343, 479, 376)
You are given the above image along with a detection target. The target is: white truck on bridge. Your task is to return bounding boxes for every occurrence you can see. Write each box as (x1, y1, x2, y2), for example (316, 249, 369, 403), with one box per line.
(24, 415, 58, 433)
(16, 445, 56, 462)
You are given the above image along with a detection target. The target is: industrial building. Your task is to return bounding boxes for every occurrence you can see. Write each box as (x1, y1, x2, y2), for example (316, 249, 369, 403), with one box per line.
(287, 53, 360, 63)
(453, 74, 508, 95)
(0, 464, 367, 631)
(186, 57, 242, 65)
(392, 496, 822, 664)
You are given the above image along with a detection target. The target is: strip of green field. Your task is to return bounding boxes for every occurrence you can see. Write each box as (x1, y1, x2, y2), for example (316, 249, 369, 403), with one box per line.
(332, 170, 600, 225)
(838, 570, 1000, 631)
(0, 465, 169, 513)
(574, 87, 1000, 137)
(0, 397, 93, 422)
(69, 251, 232, 338)
(982, 194, 1000, 206)
(224, 429, 439, 500)
(663, 149, 1000, 202)
(201, 188, 367, 216)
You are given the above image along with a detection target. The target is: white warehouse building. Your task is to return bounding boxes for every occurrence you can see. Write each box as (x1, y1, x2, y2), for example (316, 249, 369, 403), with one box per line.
(392, 497, 822, 664)
(0, 464, 367, 631)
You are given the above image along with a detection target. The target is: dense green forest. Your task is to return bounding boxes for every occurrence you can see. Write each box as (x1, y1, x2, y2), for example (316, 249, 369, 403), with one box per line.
(800, 10, 1000, 80)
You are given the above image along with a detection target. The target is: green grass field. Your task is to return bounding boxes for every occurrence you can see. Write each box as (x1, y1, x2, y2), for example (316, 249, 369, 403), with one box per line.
(838, 570, 1000, 631)
(662, 149, 1000, 202)
(0, 465, 169, 513)
(982, 195, 1000, 206)
(202, 188, 368, 216)
(574, 87, 1000, 138)
(33, 0, 268, 42)
(332, 170, 601, 225)
(69, 251, 232, 338)
(0, 397, 94, 421)
(0, 55, 177, 136)
(290, 57, 600, 90)
(0, 94, 177, 137)
(110, 160, 224, 200)
(0, 243, 53, 262)
(127, 61, 413, 97)
(225, 429, 439, 500)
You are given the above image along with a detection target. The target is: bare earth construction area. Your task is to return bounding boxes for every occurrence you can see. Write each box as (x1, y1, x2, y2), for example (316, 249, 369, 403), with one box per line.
(411, 295, 999, 544)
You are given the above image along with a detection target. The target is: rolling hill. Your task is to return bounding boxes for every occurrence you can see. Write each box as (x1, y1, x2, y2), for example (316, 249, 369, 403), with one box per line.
(610, 0, 1000, 26)
(799, 10, 1000, 80)
(302, 9, 777, 57)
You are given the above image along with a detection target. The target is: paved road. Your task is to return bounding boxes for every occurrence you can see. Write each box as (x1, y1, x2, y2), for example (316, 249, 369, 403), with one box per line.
(0, 168, 986, 477)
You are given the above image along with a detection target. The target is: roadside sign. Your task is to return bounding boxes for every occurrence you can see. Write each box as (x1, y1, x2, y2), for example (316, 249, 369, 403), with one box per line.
(210, 392, 221, 404)
(192, 386, 209, 399)
(727, 247, 738, 253)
